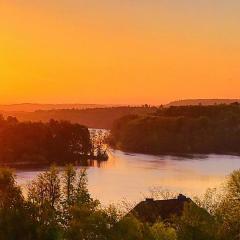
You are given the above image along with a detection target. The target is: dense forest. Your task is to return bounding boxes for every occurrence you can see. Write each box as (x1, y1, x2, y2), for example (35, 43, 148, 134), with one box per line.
(0, 116, 107, 167)
(0, 166, 239, 240)
(110, 104, 240, 154)
(0, 106, 156, 129)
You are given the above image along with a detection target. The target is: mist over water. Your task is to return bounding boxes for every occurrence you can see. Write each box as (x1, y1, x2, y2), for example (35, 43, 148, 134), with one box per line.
(16, 150, 240, 204)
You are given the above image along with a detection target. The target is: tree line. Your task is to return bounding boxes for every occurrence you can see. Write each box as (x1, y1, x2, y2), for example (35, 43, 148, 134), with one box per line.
(1, 106, 156, 129)
(0, 115, 107, 167)
(0, 166, 239, 240)
(110, 104, 240, 154)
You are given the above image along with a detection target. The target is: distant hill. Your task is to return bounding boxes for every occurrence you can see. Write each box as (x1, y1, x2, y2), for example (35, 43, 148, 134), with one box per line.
(0, 103, 115, 112)
(166, 99, 240, 107)
(0, 106, 156, 129)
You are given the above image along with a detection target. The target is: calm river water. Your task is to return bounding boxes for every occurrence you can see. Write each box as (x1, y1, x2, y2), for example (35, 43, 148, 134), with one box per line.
(16, 150, 240, 204)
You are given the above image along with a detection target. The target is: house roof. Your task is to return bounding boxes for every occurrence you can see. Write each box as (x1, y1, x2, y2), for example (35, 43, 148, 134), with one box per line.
(130, 194, 193, 223)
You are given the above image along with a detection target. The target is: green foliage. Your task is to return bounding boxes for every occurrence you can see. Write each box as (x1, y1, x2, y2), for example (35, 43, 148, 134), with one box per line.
(27, 166, 63, 239)
(62, 164, 77, 206)
(0, 169, 37, 239)
(111, 215, 145, 240)
(28, 165, 61, 208)
(227, 169, 240, 201)
(173, 169, 240, 240)
(150, 222, 177, 240)
(65, 206, 111, 240)
(0, 168, 23, 207)
(213, 170, 240, 240)
(175, 203, 216, 240)
(0, 167, 239, 240)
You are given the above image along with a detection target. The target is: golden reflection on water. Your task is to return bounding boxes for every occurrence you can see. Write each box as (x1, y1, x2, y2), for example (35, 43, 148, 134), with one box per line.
(16, 150, 240, 204)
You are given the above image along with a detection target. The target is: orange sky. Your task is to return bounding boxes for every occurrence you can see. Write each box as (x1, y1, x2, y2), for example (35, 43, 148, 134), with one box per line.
(1, 1, 240, 104)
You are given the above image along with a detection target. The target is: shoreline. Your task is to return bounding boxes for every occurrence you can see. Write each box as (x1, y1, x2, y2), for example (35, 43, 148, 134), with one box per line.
(0, 155, 108, 170)
(111, 146, 240, 158)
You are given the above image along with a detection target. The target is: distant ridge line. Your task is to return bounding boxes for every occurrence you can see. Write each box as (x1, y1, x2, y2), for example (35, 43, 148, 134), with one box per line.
(0, 103, 120, 112)
(166, 99, 240, 107)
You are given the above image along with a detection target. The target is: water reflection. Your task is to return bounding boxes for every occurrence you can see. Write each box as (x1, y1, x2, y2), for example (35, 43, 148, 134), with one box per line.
(16, 150, 240, 204)
(75, 159, 104, 168)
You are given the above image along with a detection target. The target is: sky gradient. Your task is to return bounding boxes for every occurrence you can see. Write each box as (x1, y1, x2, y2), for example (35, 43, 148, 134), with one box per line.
(1, 1, 240, 104)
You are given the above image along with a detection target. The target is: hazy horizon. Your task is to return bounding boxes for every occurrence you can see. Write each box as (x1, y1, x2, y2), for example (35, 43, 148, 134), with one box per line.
(0, 98, 240, 109)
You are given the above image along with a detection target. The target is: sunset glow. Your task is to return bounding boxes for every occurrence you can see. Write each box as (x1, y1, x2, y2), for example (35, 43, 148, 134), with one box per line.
(1, 1, 240, 104)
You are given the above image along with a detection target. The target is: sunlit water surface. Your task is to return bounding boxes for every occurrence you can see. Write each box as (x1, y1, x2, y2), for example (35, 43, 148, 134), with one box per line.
(16, 150, 240, 204)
